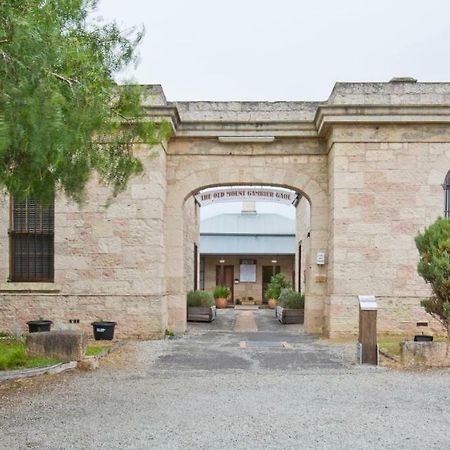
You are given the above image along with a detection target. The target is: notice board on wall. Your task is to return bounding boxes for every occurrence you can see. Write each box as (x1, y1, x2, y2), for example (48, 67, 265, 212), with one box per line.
(240, 259, 256, 282)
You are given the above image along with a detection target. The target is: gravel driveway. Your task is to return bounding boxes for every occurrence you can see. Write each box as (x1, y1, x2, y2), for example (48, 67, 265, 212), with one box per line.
(1, 309, 450, 449)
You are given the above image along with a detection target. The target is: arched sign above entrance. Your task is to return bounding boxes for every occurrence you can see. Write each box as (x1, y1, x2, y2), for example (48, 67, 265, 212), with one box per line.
(194, 187, 298, 206)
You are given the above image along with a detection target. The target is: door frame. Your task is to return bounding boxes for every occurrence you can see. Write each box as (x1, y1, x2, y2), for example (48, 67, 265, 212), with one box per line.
(216, 265, 234, 304)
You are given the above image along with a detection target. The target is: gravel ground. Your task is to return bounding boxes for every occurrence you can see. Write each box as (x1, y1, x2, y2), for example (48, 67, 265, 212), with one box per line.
(1, 309, 450, 450)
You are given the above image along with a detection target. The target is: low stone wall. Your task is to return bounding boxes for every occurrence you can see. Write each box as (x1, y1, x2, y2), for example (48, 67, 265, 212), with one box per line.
(0, 294, 166, 339)
(400, 341, 450, 368)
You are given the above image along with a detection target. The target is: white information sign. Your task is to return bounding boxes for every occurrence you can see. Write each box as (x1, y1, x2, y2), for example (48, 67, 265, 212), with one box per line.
(195, 187, 295, 206)
(240, 264, 257, 282)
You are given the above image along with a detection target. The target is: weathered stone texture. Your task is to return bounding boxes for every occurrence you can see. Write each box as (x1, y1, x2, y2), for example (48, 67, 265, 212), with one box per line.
(327, 127, 450, 337)
(26, 330, 87, 362)
(1, 82, 450, 338)
(0, 294, 165, 339)
(401, 341, 450, 368)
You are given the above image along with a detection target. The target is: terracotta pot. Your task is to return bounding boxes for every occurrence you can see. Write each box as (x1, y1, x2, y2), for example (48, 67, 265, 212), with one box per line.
(215, 297, 228, 309)
(268, 298, 277, 309)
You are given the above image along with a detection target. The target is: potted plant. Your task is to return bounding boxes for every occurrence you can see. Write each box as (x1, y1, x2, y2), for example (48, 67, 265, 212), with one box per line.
(213, 285, 230, 309)
(265, 273, 292, 310)
(187, 290, 216, 322)
(26, 318, 53, 333)
(276, 288, 305, 324)
(91, 320, 117, 340)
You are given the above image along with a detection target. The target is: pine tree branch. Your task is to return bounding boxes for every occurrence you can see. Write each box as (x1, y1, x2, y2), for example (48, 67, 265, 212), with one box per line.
(49, 72, 78, 86)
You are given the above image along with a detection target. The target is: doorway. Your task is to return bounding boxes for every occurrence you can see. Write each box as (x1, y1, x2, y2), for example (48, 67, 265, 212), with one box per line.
(262, 265, 280, 304)
(216, 265, 234, 305)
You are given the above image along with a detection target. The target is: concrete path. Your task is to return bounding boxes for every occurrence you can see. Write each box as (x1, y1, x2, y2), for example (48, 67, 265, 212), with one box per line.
(1, 309, 450, 449)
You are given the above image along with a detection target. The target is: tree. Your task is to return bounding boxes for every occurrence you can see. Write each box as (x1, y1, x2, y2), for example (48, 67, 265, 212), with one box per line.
(415, 217, 450, 339)
(0, 0, 170, 203)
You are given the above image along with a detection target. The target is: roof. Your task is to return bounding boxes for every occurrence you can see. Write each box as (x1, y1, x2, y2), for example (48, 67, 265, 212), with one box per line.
(200, 213, 295, 236)
(200, 235, 295, 255)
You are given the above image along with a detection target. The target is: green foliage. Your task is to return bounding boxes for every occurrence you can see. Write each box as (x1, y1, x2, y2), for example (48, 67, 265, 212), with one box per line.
(213, 285, 230, 299)
(278, 288, 305, 309)
(85, 346, 104, 356)
(186, 290, 215, 307)
(415, 217, 450, 338)
(0, 0, 170, 203)
(0, 340, 62, 370)
(265, 272, 292, 300)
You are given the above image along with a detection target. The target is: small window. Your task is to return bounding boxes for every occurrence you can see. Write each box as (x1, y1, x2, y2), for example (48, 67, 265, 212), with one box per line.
(445, 171, 450, 219)
(9, 197, 55, 282)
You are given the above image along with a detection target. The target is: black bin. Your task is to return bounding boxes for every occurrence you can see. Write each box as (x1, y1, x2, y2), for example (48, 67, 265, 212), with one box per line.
(91, 321, 117, 340)
(27, 320, 53, 333)
(414, 335, 433, 342)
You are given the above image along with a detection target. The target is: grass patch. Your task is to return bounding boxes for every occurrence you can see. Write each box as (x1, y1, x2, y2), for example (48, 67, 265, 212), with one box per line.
(85, 346, 105, 357)
(0, 340, 62, 371)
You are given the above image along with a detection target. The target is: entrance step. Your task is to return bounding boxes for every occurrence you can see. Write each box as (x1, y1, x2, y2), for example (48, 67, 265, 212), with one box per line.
(234, 305, 259, 310)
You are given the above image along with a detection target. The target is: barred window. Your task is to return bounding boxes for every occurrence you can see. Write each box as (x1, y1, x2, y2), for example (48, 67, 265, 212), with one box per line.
(9, 197, 55, 282)
(445, 171, 450, 219)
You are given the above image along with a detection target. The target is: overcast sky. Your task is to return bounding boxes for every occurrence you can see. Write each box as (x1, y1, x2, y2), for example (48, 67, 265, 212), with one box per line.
(94, 0, 450, 220)
(96, 0, 450, 101)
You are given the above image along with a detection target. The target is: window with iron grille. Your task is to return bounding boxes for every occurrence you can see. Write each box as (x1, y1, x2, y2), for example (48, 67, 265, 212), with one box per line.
(445, 171, 450, 219)
(9, 197, 55, 282)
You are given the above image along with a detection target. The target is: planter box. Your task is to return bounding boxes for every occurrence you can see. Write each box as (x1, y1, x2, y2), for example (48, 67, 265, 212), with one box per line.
(187, 306, 216, 322)
(276, 306, 304, 324)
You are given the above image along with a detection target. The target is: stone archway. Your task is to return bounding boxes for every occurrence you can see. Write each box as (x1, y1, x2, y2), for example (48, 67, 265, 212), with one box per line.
(164, 160, 329, 334)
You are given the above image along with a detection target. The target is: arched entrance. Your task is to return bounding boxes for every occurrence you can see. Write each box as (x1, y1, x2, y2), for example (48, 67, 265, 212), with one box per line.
(164, 160, 329, 334)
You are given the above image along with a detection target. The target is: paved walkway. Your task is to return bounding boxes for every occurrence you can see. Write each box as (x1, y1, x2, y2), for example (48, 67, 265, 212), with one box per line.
(1, 309, 450, 449)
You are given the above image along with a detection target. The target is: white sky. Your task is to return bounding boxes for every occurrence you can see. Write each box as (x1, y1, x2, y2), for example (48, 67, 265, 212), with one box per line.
(95, 0, 450, 101)
(94, 0, 450, 219)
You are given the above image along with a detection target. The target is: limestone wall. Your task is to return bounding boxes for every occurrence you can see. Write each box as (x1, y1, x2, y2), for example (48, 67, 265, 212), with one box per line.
(327, 125, 450, 337)
(0, 145, 168, 338)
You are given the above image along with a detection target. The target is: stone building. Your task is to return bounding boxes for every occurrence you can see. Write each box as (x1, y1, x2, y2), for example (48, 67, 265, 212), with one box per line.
(1, 79, 450, 338)
(200, 202, 296, 305)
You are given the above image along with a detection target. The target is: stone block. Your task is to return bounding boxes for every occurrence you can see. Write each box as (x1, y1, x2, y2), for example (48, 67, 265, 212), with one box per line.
(26, 330, 87, 362)
(400, 341, 450, 368)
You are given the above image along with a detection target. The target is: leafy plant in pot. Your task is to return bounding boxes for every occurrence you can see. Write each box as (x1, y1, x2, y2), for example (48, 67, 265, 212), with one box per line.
(214, 285, 230, 309)
(187, 290, 216, 322)
(276, 288, 305, 324)
(265, 273, 292, 309)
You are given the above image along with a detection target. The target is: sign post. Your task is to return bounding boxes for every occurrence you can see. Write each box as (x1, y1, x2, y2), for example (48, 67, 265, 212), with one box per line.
(357, 295, 378, 365)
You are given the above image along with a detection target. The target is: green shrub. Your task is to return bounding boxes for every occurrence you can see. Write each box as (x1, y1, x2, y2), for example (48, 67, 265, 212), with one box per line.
(213, 285, 230, 299)
(415, 217, 450, 339)
(264, 273, 292, 300)
(278, 289, 305, 309)
(186, 290, 215, 307)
